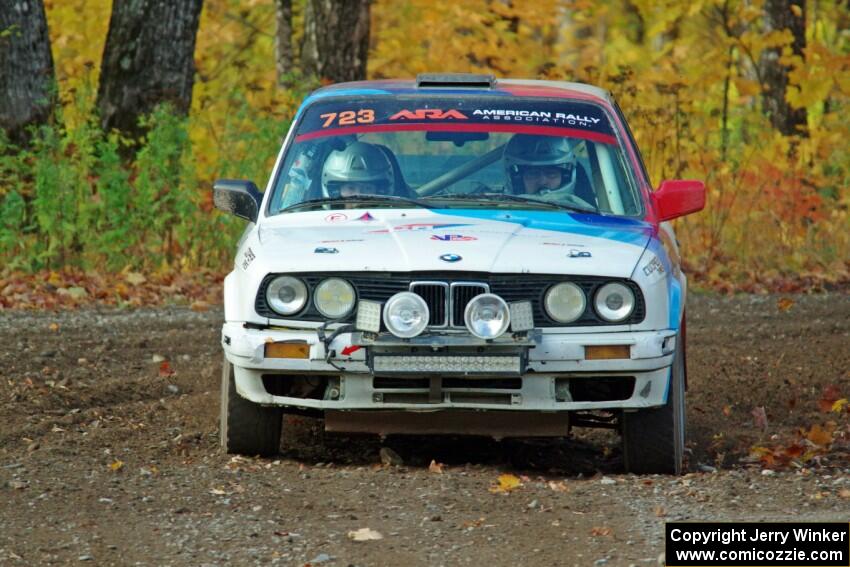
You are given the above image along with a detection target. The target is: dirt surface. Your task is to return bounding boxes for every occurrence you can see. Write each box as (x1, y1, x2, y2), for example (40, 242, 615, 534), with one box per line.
(1, 293, 849, 566)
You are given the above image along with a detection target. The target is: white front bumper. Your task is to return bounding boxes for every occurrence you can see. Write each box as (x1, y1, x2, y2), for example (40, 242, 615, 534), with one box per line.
(222, 322, 676, 411)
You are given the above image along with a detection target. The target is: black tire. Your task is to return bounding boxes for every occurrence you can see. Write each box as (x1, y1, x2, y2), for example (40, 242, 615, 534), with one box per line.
(622, 339, 686, 475)
(220, 357, 282, 457)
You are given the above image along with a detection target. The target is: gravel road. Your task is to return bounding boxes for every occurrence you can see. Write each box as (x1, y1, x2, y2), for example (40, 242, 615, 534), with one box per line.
(1, 293, 848, 566)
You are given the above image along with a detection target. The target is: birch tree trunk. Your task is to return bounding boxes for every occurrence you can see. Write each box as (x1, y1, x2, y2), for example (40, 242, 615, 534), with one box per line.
(275, 0, 294, 87)
(0, 0, 55, 145)
(301, 0, 371, 83)
(96, 0, 203, 139)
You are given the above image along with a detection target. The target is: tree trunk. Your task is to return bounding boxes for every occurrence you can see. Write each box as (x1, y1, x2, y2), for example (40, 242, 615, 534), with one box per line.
(97, 0, 204, 139)
(760, 0, 807, 137)
(0, 0, 55, 146)
(275, 0, 294, 87)
(301, 0, 371, 83)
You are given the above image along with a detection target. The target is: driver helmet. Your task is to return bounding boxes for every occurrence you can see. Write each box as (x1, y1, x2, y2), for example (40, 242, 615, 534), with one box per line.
(503, 134, 577, 194)
(321, 142, 395, 198)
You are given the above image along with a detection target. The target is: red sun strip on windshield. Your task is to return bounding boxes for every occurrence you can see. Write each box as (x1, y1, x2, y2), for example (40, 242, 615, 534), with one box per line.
(295, 123, 618, 146)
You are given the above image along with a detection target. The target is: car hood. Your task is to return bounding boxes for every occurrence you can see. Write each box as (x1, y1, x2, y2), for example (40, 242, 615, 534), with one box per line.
(256, 209, 655, 278)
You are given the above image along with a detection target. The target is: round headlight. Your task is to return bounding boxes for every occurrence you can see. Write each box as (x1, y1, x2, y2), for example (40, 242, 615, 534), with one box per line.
(464, 293, 510, 339)
(266, 276, 308, 316)
(544, 282, 586, 323)
(594, 282, 635, 322)
(314, 278, 355, 319)
(383, 292, 429, 338)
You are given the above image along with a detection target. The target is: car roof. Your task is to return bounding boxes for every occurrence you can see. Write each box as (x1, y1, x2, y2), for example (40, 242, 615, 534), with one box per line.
(305, 77, 613, 105)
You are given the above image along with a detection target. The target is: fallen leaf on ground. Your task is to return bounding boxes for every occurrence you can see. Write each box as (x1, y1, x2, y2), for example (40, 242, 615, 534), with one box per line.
(109, 459, 124, 472)
(818, 385, 841, 412)
(831, 398, 848, 413)
(722, 404, 732, 417)
(159, 361, 176, 377)
(777, 297, 794, 311)
(548, 480, 569, 492)
(805, 424, 832, 447)
(48, 322, 59, 332)
(126, 272, 146, 285)
(838, 489, 850, 499)
(347, 528, 383, 541)
(591, 526, 612, 536)
(428, 460, 444, 474)
(209, 487, 227, 495)
(489, 473, 522, 494)
(751, 406, 768, 430)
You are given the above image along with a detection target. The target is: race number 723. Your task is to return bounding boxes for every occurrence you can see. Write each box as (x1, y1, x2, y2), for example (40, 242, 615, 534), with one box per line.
(320, 109, 375, 128)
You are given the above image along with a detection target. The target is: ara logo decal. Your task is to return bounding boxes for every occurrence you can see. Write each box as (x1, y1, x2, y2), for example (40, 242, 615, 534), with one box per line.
(567, 249, 592, 258)
(431, 234, 477, 241)
(356, 212, 376, 222)
(370, 223, 472, 233)
(439, 253, 462, 263)
(325, 213, 348, 223)
(314, 247, 339, 254)
(389, 109, 469, 121)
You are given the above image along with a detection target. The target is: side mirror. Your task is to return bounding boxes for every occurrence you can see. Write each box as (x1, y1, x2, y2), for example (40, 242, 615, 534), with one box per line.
(653, 180, 705, 222)
(213, 179, 262, 222)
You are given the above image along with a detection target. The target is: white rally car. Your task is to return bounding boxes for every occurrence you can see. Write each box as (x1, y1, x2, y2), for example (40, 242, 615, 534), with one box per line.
(214, 74, 705, 474)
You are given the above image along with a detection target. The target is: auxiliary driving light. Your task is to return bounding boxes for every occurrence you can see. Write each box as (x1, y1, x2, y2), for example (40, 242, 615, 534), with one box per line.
(509, 301, 534, 332)
(464, 293, 510, 339)
(383, 292, 429, 338)
(356, 300, 382, 333)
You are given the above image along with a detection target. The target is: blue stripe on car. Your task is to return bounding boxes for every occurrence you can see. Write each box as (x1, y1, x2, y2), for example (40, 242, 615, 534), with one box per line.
(434, 209, 653, 246)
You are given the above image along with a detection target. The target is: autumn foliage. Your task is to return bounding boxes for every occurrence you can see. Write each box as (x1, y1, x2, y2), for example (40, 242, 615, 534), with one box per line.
(1, 0, 848, 304)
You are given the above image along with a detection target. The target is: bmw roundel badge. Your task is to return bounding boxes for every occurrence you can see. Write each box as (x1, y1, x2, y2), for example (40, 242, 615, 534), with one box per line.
(440, 253, 462, 263)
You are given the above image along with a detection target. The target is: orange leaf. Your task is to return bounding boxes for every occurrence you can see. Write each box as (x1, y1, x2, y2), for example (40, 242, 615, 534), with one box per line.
(428, 460, 444, 474)
(159, 361, 176, 377)
(783, 444, 804, 458)
(591, 526, 612, 536)
(805, 424, 832, 447)
(777, 297, 795, 311)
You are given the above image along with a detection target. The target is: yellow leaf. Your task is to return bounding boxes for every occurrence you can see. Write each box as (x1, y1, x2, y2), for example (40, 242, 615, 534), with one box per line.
(126, 272, 146, 286)
(428, 460, 444, 474)
(109, 459, 124, 472)
(790, 4, 802, 17)
(489, 473, 522, 493)
(831, 399, 848, 413)
(806, 424, 832, 447)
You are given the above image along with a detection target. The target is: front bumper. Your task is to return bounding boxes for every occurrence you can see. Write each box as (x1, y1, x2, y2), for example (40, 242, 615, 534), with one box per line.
(222, 322, 676, 412)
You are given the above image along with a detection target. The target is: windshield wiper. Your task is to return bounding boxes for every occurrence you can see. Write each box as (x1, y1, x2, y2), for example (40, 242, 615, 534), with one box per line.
(426, 193, 598, 214)
(282, 195, 434, 212)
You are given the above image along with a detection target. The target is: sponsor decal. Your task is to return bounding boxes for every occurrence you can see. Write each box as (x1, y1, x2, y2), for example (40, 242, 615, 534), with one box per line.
(321, 239, 364, 243)
(642, 256, 665, 277)
(567, 249, 592, 258)
(241, 247, 256, 270)
(472, 109, 601, 128)
(431, 234, 477, 241)
(390, 109, 468, 121)
(325, 213, 348, 223)
(314, 247, 339, 254)
(370, 223, 472, 233)
(439, 253, 462, 263)
(356, 212, 376, 222)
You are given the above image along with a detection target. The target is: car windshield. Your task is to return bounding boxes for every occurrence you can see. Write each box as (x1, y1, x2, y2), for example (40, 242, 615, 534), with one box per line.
(268, 96, 642, 217)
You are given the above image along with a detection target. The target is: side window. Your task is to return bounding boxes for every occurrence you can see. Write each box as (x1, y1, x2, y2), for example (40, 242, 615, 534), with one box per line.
(612, 101, 652, 189)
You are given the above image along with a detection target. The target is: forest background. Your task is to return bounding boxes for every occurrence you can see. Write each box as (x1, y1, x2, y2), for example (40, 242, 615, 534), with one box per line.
(1, 0, 848, 308)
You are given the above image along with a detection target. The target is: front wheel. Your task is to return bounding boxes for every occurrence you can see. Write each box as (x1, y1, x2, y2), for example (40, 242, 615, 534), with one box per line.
(220, 357, 282, 457)
(621, 340, 686, 474)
